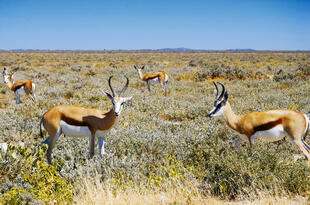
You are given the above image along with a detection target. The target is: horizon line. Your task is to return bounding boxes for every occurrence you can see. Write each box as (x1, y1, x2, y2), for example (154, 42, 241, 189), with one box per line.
(1, 48, 310, 52)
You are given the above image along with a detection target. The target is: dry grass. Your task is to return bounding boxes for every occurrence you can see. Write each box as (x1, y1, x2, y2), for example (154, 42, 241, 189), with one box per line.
(74, 174, 307, 205)
(0, 51, 310, 204)
(74, 177, 207, 205)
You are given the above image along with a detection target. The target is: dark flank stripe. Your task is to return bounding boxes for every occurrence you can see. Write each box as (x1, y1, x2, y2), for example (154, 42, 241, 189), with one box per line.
(12, 84, 24, 92)
(253, 119, 282, 132)
(11, 80, 33, 93)
(61, 114, 88, 126)
(148, 76, 159, 80)
(302, 120, 310, 151)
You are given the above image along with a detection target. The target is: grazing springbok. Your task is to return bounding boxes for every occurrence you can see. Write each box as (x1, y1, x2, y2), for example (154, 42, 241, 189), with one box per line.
(208, 82, 310, 163)
(40, 76, 132, 164)
(2, 68, 36, 104)
(134, 65, 168, 95)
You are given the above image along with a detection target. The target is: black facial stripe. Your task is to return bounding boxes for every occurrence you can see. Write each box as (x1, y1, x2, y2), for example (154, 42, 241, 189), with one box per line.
(211, 102, 224, 115)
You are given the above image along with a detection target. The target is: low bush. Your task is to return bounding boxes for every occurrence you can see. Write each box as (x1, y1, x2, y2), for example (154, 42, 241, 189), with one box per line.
(0, 144, 73, 204)
(0, 51, 309, 204)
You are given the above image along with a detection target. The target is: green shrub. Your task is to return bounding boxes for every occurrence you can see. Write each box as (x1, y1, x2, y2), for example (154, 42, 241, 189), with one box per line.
(273, 69, 295, 82)
(297, 63, 310, 76)
(0, 144, 73, 204)
(0, 187, 26, 205)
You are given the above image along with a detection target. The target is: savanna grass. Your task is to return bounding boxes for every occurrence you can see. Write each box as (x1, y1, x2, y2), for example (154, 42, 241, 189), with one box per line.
(0, 51, 309, 204)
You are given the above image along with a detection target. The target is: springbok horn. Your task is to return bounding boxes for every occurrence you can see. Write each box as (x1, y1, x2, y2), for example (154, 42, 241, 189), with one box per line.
(213, 82, 220, 99)
(108, 76, 116, 97)
(218, 82, 225, 99)
(119, 76, 129, 97)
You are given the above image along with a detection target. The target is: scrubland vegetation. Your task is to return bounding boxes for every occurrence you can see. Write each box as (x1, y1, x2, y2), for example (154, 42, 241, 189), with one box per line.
(0, 51, 310, 204)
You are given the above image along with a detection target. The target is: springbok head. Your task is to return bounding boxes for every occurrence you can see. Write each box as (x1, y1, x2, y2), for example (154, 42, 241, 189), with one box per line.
(103, 76, 132, 116)
(134, 65, 145, 71)
(2, 68, 14, 84)
(208, 82, 228, 117)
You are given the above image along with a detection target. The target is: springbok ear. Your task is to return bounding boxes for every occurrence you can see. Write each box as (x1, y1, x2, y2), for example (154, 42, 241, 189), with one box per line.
(134, 65, 137, 69)
(224, 91, 228, 102)
(104, 92, 113, 100)
(141, 65, 145, 70)
(123, 96, 133, 102)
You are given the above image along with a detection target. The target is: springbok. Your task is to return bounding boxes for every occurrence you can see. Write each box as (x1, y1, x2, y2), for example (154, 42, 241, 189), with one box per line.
(134, 65, 168, 95)
(40, 76, 132, 164)
(2, 68, 36, 104)
(208, 82, 310, 163)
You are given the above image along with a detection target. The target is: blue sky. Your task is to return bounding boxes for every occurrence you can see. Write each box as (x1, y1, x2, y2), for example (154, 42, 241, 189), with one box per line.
(0, 0, 309, 50)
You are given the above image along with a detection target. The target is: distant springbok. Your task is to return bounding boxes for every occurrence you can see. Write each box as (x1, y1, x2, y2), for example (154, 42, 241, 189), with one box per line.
(2, 68, 36, 104)
(134, 65, 168, 95)
(208, 82, 310, 163)
(40, 76, 132, 164)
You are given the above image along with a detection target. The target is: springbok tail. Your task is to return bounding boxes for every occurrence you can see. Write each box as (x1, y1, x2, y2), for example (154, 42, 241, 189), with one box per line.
(39, 118, 44, 138)
(302, 114, 310, 151)
(164, 72, 169, 82)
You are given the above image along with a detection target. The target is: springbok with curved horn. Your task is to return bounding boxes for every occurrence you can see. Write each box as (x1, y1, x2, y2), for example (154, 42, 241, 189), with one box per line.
(2, 67, 36, 104)
(134, 65, 168, 95)
(40, 76, 132, 164)
(208, 82, 310, 163)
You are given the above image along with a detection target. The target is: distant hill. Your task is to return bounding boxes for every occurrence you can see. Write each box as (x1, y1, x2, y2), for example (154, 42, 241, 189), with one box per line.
(158, 48, 256, 51)
(158, 47, 195, 51)
(225, 48, 256, 51)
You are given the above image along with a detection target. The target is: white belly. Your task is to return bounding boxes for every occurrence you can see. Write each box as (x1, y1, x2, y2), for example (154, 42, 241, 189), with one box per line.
(252, 125, 286, 142)
(60, 121, 110, 137)
(16, 87, 25, 95)
(149, 78, 159, 83)
(60, 121, 91, 137)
